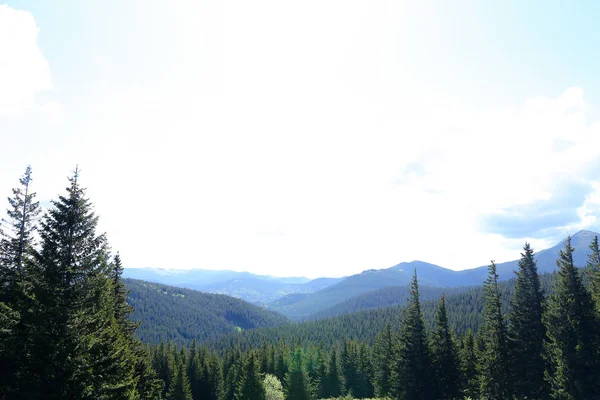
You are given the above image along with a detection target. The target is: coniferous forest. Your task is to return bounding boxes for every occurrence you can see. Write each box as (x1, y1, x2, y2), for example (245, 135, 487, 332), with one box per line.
(2, 167, 600, 399)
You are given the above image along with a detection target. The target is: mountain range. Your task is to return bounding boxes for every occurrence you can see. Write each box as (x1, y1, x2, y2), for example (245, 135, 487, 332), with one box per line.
(124, 230, 599, 319)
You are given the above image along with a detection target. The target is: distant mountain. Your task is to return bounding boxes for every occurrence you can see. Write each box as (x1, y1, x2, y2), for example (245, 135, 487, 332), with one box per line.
(306, 284, 473, 320)
(125, 279, 290, 346)
(268, 230, 599, 319)
(122, 268, 343, 303)
(213, 274, 560, 353)
(267, 261, 450, 319)
(456, 229, 598, 284)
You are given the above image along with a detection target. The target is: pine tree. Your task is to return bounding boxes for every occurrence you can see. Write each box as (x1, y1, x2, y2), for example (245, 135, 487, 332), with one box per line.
(391, 270, 433, 400)
(0, 165, 40, 280)
(507, 242, 547, 399)
(544, 236, 600, 399)
(167, 357, 193, 400)
(323, 348, 342, 398)
(431, 294, 461, 400)
(373, 322, 394, 397)
(479, 261, 511, 400)
(460, 330, 478, 398)
(355, 342, 374, 398)
(0, 166, 40, 397)
(586, 235, 600, 313)
(284, 348, 312, 400)
(23, 168, 139, 399)
(236, 352, 266, 400)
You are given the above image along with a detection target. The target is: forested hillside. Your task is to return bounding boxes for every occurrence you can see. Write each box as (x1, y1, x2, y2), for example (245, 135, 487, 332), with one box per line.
(124, 267, 343, 304)
(267, 232, 597, 319)
(305, 284, 472, 320)
(126, 279, 290, 345)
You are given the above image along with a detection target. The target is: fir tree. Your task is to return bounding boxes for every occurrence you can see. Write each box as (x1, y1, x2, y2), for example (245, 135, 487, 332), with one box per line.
(373, 322, 394, 398)
(284, 348, 312, 400)
(391, 270, 433, 400)
(0, 166, 40, 397)
(507, 242, 547, 399)
(23, 168, 139, 399)
(460, 330, 478, 399)
(431, 294, 461, 400)
(586, 235, 600, 313)
(236, 352, 266, 400)
(167, 357, 193, 400)
(323, 348, 342, 398)
(544, 236, 600, 399)
(0, 165, 40, 280)
(479, 261, 511, 400)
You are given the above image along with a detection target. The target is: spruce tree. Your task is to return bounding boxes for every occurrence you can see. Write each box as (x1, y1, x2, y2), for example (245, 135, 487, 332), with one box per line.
(507, 242, 547, 399)
(236, 352, 266, 400)
(0, 166, 40, 397)
(24, 168, 139, 399)
(586, 235, 600, 313)
(167, 357, 193, 400)
(544, 236, 600, 399)
(431, 294, 461, 400)
(284, 348, 312, 400)
(0, 165, 40, 280)
(373, 322, 394, 397)
(460, 330, 478, 399)
(323, 348, 342, 398)
(478, 261, 511, 400)
(391, 270, 433, 400)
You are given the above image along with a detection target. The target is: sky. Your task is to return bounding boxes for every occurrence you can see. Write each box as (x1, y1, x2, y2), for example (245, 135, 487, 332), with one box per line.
(1, 1, 600, 278)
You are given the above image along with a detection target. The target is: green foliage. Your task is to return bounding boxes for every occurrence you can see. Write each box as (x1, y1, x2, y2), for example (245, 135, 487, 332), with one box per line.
(431, 294, 461, 400)
(236, 351, 266, 400)
(507, 242, 547, 399)
(125, 278, 290, 346)
(544, 236, 600, 399)
(478, 261, 511, 400)
(390, 271, 433, 400)
(372, 323, 394, 398)
(459, 330, 478, 399)
(263, 374, 285, 400)
(284, 348, 313, 400)
(587, 235, 600, 314)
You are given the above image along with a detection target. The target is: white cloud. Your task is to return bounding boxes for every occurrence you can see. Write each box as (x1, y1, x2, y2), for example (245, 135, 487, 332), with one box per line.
(3, 1, 600, 278)
(0, 5, 53, 114)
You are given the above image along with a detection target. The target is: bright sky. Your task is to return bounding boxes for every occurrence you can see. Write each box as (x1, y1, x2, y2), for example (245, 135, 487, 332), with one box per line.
(2, 1, 600, 278)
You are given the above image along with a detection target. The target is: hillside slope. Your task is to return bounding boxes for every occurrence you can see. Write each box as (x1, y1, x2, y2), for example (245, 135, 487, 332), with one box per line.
(214, 273, 559, 353)
(306, 284, 473, 320)
(269, 230, 598, 318)
(125, 279, 290, 346)
(123, 268, 342, 303)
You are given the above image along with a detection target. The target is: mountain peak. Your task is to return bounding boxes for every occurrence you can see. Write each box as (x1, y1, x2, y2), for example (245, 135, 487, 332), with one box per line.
(572, 229, 599, 238)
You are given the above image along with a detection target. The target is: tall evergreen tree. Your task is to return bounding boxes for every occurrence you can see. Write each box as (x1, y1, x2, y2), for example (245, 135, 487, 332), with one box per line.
(507, 242, 547, 399)
(0, 166, 40, 397)
(284, 348, 313, 400)
(167, 357, 193, 400)
(431, 294, 461, 400)
(479, 261, 511, 400)
(323, 348, 342, 398)
(391, 270, 433, 400)
(236, 352, 266, 400)
(544, 236, 600, 399)
(0, 165, 40, 280)
(460, 330, 478, 399)
(373, 322, 394, 397)
(22, 168, 140, 399)
(586, 235, 600, 313)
